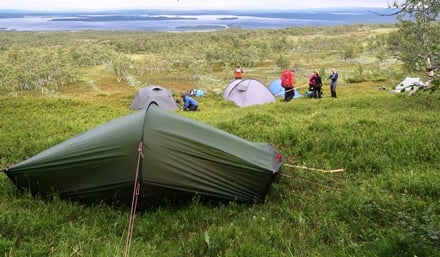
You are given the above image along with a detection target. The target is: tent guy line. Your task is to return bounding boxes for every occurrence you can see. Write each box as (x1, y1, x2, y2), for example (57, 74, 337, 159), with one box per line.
(280, 173, 336, 190)
(284, 164, 345, 173)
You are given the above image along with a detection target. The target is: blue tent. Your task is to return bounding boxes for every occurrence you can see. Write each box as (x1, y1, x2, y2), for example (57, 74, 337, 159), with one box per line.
(189, 89, 205, 97)
(268, 79, 302, 99)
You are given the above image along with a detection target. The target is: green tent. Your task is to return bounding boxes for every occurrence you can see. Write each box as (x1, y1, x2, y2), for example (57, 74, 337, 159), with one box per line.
(4, 104, 284, 205)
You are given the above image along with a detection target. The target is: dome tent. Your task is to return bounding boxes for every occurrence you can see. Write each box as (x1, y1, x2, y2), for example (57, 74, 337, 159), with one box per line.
(223, 79, 276, 107)
(130, 85, 178, 111)
(268, 79, 302, 99)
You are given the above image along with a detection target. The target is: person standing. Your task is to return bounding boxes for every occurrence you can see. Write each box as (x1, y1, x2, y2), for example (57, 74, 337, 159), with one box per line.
(313, 71, 323, 98)
(329, 68, 338, 98)
(181, 93, 199, 111)
(307, 71, 315, 97)
(308, 71, 316, 92)
(234, 64, 244, 79)
(280, 68, 295, 102)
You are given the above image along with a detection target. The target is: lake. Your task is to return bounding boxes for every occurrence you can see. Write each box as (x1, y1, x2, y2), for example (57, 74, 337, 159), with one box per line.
(0, 8, 396, 31)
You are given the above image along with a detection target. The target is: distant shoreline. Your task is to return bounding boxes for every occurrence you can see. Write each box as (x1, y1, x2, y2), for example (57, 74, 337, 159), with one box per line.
(50, 16, 198, 22)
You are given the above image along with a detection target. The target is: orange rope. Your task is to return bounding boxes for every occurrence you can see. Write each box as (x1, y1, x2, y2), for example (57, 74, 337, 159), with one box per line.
(124, 141, 143, 257)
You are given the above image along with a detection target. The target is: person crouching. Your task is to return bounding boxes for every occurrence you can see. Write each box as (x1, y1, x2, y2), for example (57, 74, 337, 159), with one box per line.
(181, 93, 199, 111)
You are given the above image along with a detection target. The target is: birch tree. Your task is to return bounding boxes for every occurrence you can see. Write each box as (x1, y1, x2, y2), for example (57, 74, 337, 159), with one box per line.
(388, 0, 440, 84)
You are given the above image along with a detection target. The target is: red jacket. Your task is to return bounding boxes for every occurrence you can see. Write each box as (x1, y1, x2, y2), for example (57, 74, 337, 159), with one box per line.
(308, 73, 316, 86)
(234, 67, 243, 79)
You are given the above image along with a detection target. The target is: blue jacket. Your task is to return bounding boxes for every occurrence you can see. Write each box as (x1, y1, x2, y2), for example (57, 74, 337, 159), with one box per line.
(329, 72, 338, 86)
(182, 95, 198, 110)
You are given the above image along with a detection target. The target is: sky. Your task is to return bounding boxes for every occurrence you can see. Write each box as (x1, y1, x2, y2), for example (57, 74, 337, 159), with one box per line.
(1, 0, 392, 11)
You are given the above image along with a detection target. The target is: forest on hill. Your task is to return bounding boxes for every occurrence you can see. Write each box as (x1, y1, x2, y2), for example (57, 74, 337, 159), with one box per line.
(0, 24, 405, 96)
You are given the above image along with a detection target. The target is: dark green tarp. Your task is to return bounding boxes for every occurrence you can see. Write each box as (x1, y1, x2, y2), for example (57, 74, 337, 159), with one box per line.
(4, 104, 284, 205)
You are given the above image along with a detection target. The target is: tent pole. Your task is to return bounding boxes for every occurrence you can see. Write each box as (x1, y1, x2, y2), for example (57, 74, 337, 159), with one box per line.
(124, 141, 143, 257)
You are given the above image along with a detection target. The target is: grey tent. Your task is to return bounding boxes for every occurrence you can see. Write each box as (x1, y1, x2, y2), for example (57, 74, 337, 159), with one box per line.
(392, 77, 424, 93)
(4, 104, 284, 205)
(223, 79, 276, 107)
(130, 85, 178, 111)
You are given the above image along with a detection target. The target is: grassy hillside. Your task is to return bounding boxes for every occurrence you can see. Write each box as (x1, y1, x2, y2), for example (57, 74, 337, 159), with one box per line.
(0, 27, 439, 257)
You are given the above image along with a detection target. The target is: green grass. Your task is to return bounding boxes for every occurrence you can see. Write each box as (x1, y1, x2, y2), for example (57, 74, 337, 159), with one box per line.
(1, 83, 439, 257)
(0, 27, 439, 256)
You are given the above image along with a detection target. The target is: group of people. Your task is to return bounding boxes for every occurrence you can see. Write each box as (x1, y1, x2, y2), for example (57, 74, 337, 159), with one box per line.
(281, 67, 338, 102)
(179, 65, 339, 110)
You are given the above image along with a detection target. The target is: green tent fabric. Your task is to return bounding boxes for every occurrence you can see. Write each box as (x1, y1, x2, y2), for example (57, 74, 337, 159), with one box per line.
(4, 104, 284, 205)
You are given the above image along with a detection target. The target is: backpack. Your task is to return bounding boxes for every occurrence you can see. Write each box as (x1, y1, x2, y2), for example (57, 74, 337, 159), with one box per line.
(281, 69, 292, 88)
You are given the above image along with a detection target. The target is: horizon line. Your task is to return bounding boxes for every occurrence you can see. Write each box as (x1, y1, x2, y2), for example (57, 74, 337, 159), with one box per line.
(0, 6, 392, 12)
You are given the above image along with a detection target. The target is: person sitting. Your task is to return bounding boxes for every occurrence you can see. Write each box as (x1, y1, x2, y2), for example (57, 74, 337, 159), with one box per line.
(181, 93, 199, 111)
